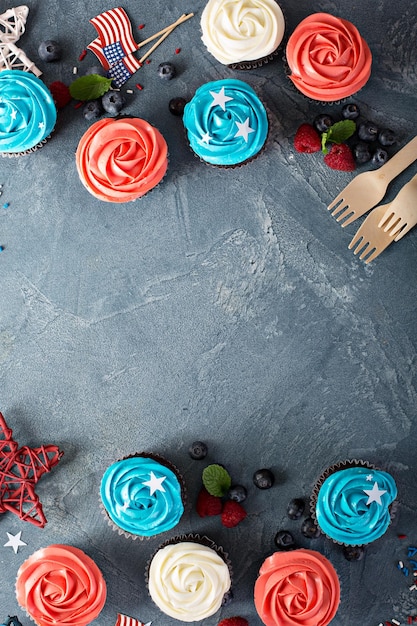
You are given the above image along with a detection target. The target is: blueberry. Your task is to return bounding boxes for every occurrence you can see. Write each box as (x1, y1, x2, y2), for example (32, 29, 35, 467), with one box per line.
(169, 97, 187, 116)
(253, 468, 275, 489)
(378, 128, 397, 147)
(101, 90, 125, 116)
(358, 121, 379, 142)
(301, 517, 321, 539)
(341, 103, 360, 120)
(353, 141, 372, 164)
(82, 99, 103, 121)
(38, 40, 62, 62)
(85, 65, 107, 77)
(343, 545, 365, 561)
(228, 484, 247, 503)
(274, 530, 296, 550)
(287, 498, 305, 520)
(188, 441, 208, 460)
(313, 114, 334, 133)
(371, 146, 388, 168)
(158, 62, 176, 80)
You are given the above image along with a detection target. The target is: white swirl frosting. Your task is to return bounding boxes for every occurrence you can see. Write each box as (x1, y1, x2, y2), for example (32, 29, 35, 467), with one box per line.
(148, 542, 231, 622)
(201, 0, 285, 64)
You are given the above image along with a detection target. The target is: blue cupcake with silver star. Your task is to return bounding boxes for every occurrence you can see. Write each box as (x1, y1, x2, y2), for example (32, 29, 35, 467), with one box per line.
(100, 453, 186, 539)
(183, 78, 269, 167)
(311, 460, 398, 546)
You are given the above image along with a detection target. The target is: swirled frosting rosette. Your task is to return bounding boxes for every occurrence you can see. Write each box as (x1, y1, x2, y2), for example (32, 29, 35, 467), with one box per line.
(0, 69, 57, 155)
(15, 544, 107, 626)
(286, 13, 372, 102)
(75, 117, 168, 202)
(254, 549, 340, 626)
(100, 454, 185, 538)
(312, 461, 398, 545)
(201, 0, 285, 68)
(147, 535, 232, 622)
(183, 78, 268, 166)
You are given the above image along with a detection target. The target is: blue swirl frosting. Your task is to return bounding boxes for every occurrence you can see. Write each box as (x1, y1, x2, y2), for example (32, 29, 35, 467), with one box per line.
(183, 78, 268, 166)
(0, 69, 57, 153)
(315, 466, 397, 545)
(100, 456, 184, 537)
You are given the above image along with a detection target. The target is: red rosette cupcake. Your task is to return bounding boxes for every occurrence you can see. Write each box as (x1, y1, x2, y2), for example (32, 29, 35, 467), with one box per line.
(285, 13, 372, 103)
(75, 117, 168, 202)
(15, 544, 107, 626)
(254, 548, 340, 626)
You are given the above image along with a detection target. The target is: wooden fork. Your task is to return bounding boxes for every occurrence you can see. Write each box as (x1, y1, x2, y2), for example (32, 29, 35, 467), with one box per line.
(348, 173, 417, 263)
(377, 172, 417, 242)
(328, 135, 417, 227)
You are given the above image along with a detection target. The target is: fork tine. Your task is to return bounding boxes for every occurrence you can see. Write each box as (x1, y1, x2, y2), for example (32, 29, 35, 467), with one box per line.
(347, 231, 364, 251)
(335, 207, 358, 226)
(359, 243, 376, 261)
(327, 194, 345, 212)
(363, 247, 381, 263)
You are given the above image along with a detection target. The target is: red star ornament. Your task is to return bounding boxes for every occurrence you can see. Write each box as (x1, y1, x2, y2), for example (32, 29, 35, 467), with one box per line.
(0, 412, 63, 527)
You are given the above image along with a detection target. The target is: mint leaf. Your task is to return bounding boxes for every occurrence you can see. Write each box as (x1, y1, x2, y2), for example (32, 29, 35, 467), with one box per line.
(321, 119, 356, 154)
(69, 75, 113, 101)
(202, 464, 231, 497)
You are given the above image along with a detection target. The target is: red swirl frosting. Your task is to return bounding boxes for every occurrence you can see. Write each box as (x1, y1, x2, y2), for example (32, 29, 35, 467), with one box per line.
(254, 549, 340, 626)
(16, 544, 107, 626)
(76, 118, 168, 202)
(286, 13, 372, 101)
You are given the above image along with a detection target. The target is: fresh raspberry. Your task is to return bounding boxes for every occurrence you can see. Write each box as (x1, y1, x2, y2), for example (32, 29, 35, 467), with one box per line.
(196, 487, 222, 517)
(221, 500, 247, 528)
(49, 81, 71, 109)
(324, 143, 356, 171)
(218, 617, 249, 626)
(294, 123, 321, 153)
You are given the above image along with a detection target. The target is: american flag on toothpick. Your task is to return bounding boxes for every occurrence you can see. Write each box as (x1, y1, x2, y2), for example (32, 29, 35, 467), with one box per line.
(87, 7, 139, 69)
(115, 613, 152, 626)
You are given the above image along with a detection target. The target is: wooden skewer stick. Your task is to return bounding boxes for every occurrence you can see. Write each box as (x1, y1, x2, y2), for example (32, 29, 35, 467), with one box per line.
(137, 13, 194, 50)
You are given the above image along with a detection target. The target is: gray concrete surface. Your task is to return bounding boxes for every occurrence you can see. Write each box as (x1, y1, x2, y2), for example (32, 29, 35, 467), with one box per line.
(0, 1, 416, 624)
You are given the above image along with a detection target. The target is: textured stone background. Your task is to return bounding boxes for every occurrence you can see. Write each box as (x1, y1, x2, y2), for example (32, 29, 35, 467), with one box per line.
(0, 1, 416, 625)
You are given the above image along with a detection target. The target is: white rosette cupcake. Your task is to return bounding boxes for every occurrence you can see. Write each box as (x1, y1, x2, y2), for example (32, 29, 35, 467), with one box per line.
(201, 0, 285, 69)
(146, 534, 232, 622)
(311, 460, 398, 546)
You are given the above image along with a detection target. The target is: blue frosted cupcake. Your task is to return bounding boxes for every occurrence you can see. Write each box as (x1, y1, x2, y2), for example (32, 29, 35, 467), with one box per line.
(311, 460, 397, 546)
(0, 69, 57, 156)
(182, 78, 268, 167)
(100, 453, 186, 539)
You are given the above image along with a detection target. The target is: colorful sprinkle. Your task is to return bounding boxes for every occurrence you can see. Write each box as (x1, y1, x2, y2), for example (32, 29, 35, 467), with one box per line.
(398, 534, 408, 539)
(0, 246, 4, 252)
(2, 202, 9, 209)
(135, 83, 143, 90)
(74, 102, 83, 109)
(78, 49, 87, 61)
(408, 547, 417, 557)
(392, 620, 401, 626)
(72, 66, 78, 74)
(398, 561, 404, 569)
(138, 23, 145, 29)
(145, 59, 151, 64)
(175, 47, 181, 54)
(126, 89, 133, 94)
